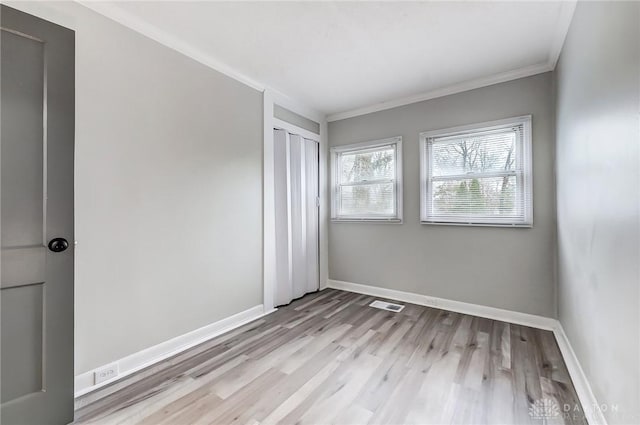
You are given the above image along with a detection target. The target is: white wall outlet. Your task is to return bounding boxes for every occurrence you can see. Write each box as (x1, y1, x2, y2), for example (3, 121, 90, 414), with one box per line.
(94, 363, 118, 385)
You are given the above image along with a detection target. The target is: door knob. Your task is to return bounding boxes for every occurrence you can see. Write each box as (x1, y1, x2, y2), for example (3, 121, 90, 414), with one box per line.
(48, 238, 69, 253)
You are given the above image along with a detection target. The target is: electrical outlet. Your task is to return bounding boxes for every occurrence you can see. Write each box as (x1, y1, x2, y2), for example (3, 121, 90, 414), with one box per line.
(94, 363, 118, 385)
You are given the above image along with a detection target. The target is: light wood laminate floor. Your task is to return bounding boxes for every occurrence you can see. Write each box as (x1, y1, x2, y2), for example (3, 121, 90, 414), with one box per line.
(75, 289, 586, 425)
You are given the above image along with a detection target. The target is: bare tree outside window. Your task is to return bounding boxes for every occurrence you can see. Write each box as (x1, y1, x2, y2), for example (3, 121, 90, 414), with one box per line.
(431, 131, 517, 216)
(331, 138, 402, 221)
(340, 148, 395, 215)
(421, 116, 532, 226)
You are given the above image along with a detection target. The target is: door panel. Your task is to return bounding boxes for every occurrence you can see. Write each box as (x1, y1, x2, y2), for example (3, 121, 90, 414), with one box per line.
(303, 139, 319, 294)
(273, 129, 319, 307)
(1, 283, 44, 403)
(289, 134, 306, 300)
(1, 30, 44, 249)
(1, 5, 75, 424)
(1, 247, 46, 288)
(274, 130, 292, 306)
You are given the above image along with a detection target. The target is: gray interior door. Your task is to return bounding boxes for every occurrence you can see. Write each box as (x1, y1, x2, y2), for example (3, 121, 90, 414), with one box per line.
(1, 5, 75, 424)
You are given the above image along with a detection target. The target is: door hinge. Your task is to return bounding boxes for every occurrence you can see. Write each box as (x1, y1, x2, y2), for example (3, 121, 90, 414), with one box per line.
(316, 197, 320, 207)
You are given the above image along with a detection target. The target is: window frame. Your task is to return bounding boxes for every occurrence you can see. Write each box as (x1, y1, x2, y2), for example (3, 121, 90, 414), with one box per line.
(330, 136, 403, 223)
(419, 116, 533, 227)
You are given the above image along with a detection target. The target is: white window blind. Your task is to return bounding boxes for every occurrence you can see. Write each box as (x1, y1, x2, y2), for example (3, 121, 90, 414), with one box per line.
(420, 116, 532, 226)
(331, 137, 403, 222)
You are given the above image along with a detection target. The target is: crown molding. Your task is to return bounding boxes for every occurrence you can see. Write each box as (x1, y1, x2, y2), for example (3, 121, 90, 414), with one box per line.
(548, 0, 577, 69)
(77, 1, 265, 92)
(78, 0, 575, 125)
(326, 62, 553, 122)
(76, 1, 326, 123)
(326, 0, 576, 122)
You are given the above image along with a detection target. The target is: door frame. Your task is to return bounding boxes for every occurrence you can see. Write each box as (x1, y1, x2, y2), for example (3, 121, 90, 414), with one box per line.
(263, 90, 328, 313)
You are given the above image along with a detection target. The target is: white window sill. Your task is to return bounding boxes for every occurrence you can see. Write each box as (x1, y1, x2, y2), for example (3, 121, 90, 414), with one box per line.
(332, 218, 403, 224)
(421, 220, 532, 228)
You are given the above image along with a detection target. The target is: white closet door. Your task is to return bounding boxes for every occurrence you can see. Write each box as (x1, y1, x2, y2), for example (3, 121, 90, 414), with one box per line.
(304, 139, 319, 293)
(274, 130, 320, 306)
(289, 134, 307, 300)
(274, 130, 292, 307)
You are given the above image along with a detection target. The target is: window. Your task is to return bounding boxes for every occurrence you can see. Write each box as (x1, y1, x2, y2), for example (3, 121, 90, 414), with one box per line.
(420, 116, 532, 227)
(331, 137, 403, 222)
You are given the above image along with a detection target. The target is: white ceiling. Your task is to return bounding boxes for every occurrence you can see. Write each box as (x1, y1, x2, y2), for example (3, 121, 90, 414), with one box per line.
(86, 1, 575, 120)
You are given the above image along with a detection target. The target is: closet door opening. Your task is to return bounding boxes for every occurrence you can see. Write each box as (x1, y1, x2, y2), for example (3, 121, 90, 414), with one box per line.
(274, 129, 319, 306)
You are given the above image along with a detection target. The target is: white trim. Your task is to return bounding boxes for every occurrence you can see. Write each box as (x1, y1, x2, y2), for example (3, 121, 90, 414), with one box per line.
(419, 115, 533, 227)
(271, 90, 325, 125)
(263, 91, 329, 310)
(273, 118, 320, 142)
(74, 304, 268, 397)
(330, 137, 404, 223)
(548, 1, 577, 68)
(327, 63, 551, 122)
(76, 2, 329, 127)
(329, 137, 401, 154)
(318, 119, 329, 290)
(80, 0, 575, 125)
(327, 279, 607, 425)
(326, 1, 576, 124)
(419, 115, 532, 140)
(327, 279, 556, 330)
(553, 325, 608, 425)
(263, 91, 276, 313)
(77, 1, 264, 92)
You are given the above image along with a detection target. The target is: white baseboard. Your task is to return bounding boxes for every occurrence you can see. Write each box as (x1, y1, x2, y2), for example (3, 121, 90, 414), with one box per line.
(553, 325, 607, 425)
(328, 279, 557, 330)
(74, 280, 606, 425)
(319, 279, 329, 291)
(74, 304, 268, 397)
(328, 278, 607, 425)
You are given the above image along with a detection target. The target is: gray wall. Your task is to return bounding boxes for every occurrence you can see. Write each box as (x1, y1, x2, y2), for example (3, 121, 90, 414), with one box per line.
(7, 1, 264, 375)
(328, 73, 556, 317)
(274, 104, 320, 134)
(555, 2, 640, 423)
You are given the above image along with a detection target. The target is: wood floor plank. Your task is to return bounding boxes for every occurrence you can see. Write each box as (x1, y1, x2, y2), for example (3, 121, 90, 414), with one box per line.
(406, 339, 463, 424)
(334, 404, 374, 425)
(248, 343, 347, 423)
(292, 289, 336, 311)
(278, 324, 352, 374)
(368, 367, 425, 425)
(261, 355, 344, 425)
(140, 353, 248, 419)
(296, 353, 382, 425)
(206, 368, 287, 425)
(74, 289, 587, 425)
(355, 352, 411, 413)
(139, 387, 224, 425)
(210, 334, 313, 399)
